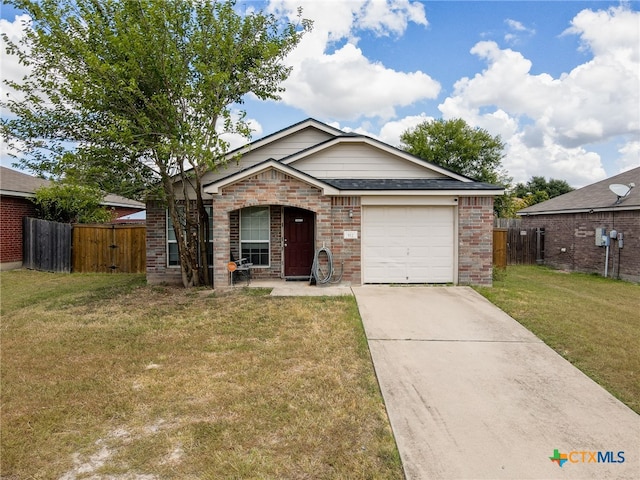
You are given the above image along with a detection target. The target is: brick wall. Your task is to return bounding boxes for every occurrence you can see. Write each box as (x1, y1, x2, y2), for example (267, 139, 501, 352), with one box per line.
(146, 182, 497, 287)
(211, 170, 334, 288)
(522, 211, 640, 282)
(458, 196, 494, 286)
(110, 206, 145, 219)
(146, 199, 182, 285)
(330, 196, 361, 283)
(0, 196, 36, 266)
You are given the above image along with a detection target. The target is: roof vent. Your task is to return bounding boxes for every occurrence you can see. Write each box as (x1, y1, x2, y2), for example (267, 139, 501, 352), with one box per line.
(609, 183, 634, 204)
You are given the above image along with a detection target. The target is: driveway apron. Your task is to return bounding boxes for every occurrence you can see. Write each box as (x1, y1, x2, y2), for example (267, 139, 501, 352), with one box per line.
(353, 286, 640, 480)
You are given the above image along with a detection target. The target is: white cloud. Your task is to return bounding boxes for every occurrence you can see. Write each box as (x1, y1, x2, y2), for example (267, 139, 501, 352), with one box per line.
(267, 0, 439, 121)
(378, 113, 433, 147)
(0, 14, 32, 115)
(0, 15, 33, 166)
(504, 18, 535, 45)
(617, 140, 640, 173)
(435, 5, 639, 186)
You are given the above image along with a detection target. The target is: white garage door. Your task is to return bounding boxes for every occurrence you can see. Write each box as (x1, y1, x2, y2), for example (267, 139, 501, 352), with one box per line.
(362, 205, 455, 283)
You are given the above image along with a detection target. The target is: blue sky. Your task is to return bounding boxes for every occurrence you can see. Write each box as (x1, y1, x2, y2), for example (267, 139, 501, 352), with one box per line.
(2, 1, 639, 188)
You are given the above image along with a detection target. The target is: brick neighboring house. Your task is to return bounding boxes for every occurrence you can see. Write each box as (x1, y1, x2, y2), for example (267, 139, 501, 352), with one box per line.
(518, 166, 640, 282)
(147, 118, 504, 287)
(0, 166, 145, 270)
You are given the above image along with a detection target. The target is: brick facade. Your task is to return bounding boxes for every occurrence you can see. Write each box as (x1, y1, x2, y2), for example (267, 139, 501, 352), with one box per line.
(522, 211, 640, 282)
(0, 196, 36, 266)
(458, 196, 494, 286)
(211, 170, 334, 288)
(146, 171, 495, 287)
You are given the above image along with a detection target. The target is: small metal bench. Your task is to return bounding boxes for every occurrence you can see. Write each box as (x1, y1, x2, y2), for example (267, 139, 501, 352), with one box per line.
(227, 258, 253, 286)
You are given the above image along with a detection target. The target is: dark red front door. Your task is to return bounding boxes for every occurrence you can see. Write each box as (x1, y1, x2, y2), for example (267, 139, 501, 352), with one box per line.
(284, 207, 315, 278)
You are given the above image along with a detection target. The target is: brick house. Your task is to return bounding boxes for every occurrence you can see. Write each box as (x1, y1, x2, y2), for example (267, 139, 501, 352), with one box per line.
(0, 166, 145, 270)
(147, 119, 504, 287)
(518, 166, 639, 282)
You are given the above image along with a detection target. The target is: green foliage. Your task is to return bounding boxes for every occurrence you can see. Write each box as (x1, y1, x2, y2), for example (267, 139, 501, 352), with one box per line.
(400, 118, 513, 216)
(400, 118, 508, 184)
(2, 0, 311, 286)
(32, 183, 113, 224)
(513, 176, 574, 207)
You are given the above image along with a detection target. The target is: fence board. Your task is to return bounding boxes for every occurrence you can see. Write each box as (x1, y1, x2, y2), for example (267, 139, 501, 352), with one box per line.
(493, 226, 545, 266)
(72, 224, 146, 273)
(493, 229, 507, 269)
(507, 227, 545, 265)
(23, 218, 72, 273)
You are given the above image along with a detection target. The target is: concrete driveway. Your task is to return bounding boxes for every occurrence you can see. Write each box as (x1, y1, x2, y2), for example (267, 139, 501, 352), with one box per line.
(353, 286, 640, 480)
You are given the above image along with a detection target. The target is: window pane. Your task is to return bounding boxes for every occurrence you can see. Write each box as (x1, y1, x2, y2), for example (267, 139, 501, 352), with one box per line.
(241, 206, 269, 241)
(240, 207, 269, 266)
(241, 242, 269, 266)
(168, 243, 179, 266)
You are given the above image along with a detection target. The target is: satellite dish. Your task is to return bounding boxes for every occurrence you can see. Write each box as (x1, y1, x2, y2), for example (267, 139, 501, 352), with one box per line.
(609, 184, 631, 197)
(609, 183, 633, 204)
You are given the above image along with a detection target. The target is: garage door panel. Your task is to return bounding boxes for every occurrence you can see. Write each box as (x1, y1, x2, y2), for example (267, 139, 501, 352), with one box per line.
(363, 206, 454, 283)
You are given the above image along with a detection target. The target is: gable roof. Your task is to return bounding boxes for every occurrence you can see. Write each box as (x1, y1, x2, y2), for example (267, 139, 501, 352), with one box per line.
(203, 159, 340, 195)
(279, 134, 474, 183)
(204, 118, 504, 195)
(224, 118, 345, 159)
(518, 167, 640, 215)
(0, 166, 145, 209)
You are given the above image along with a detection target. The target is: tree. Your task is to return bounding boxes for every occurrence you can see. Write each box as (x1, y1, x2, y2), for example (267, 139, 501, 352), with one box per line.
(400, 118, 512, 216)
(32, 183, 113, 224)
(513, 176, 574, 206)
(2, 0, 311, 287)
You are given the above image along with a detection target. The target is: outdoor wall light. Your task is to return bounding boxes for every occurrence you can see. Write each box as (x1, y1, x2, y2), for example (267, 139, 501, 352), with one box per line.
(349, 209, 353, 218)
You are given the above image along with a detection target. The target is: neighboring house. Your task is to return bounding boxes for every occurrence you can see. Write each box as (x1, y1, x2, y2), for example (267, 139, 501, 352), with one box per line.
(148, 119, 503, 287)
(0, 166, 145, 270)
(518, 167, 639, 282)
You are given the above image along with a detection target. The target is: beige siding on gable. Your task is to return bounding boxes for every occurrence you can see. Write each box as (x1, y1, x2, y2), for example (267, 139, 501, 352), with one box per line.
(290, 143, 446, 179)
(201, 127, 335, 186)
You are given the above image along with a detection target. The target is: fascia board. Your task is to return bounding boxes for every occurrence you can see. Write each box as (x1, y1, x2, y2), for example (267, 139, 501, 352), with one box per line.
(222, 118, 342, 160)
(336, 189, 504, 196)
(203, 160, 339, 196)
(518, 205, 640, 216)
(0, 190, 35, 198)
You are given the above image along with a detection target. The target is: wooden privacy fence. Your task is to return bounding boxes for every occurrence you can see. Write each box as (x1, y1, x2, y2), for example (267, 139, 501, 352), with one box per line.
(23, 218, 72, 273)
(23, 218, 146, 273)
(493, 227, 545, 267)
(73, 224, 146, 273)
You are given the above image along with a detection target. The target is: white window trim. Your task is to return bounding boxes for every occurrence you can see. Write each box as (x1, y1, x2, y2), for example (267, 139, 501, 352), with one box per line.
(240, 206, 270, 268)
(166, 207, 213, 268)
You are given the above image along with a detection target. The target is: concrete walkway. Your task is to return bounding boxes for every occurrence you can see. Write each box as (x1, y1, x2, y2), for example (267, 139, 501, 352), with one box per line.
(353, 286, 640, 480)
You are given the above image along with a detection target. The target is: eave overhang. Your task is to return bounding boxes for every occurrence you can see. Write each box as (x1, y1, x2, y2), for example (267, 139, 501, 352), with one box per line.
(203, 159, 340, 196)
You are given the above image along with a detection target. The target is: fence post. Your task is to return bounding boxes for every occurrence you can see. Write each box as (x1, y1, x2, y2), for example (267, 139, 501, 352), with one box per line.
(536, 227, 544, 264)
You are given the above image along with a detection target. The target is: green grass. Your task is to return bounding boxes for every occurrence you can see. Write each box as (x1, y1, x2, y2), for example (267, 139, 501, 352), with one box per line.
(0, 270, 402, 479)
(475, 265, 640, 414)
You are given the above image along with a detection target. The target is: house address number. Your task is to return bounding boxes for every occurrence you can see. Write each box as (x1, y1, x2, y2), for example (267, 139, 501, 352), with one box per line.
(344, 231, 358, 239)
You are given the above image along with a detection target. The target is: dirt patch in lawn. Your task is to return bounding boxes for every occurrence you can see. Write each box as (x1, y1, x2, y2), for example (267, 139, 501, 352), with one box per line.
(1, 271, 402, 479)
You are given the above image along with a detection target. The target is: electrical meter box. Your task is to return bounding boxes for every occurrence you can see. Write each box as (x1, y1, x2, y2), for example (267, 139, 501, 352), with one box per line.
(595, 228, 606, 246)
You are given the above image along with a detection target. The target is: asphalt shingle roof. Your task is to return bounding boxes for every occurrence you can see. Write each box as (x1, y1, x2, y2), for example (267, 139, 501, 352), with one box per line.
(324, 178, 502, 191)
(0, 166, 145, 208)
(518, 167, 640, 215)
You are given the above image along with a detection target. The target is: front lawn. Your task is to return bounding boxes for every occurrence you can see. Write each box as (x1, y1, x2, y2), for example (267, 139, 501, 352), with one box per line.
(0, 270, 402, 479)
(475, 266, 640, 414)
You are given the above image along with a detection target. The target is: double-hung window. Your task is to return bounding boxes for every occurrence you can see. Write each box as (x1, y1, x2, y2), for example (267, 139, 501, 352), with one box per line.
(167, 207, 212, 267)
(240, 206, 269, 266)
